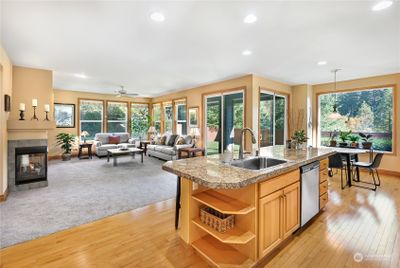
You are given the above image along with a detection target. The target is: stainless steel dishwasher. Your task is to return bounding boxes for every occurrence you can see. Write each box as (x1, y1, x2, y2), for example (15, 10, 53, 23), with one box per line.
(300, 161, 320, 227)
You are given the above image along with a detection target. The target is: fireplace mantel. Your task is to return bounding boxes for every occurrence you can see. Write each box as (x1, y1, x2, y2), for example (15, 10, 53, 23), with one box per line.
(7, 120, 56, 131)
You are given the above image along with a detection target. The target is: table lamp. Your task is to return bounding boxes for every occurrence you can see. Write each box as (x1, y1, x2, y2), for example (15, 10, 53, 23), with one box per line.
(81, 131, 89, 143)
(190, 127, 201, 147)
(148, 126, 156, 142)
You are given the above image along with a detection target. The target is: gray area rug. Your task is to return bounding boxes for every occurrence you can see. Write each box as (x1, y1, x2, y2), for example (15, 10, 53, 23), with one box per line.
(0, 156, 176, 248)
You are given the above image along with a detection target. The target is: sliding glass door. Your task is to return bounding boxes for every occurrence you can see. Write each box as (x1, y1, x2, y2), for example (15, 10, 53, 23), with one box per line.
(205, 91, 244, 155)
(260, 91, 287, 147)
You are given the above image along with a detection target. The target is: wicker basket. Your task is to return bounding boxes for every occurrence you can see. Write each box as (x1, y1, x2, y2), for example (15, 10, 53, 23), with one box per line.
(200, 206, 234, 233)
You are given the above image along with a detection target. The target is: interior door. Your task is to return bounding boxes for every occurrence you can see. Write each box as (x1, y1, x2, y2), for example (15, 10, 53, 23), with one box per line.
(259, 190, 283, 257)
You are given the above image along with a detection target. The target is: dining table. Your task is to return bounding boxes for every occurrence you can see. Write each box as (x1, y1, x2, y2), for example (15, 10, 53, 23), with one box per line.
(325, 147, 371, 187)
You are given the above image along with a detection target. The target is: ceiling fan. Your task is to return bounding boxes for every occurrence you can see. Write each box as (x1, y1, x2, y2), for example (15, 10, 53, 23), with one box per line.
(115, 86, 139, 98)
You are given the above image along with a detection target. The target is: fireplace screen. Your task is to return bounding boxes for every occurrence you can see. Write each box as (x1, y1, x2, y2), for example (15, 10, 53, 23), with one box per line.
(15, 146, 47, 185)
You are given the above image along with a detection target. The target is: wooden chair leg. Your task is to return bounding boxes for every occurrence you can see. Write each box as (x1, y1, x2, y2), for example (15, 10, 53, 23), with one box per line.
(175, 176, 181, 230)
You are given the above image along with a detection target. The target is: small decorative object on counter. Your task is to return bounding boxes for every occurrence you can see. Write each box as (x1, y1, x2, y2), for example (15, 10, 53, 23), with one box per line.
(291, 129, 308, 150)
(338, 130, 351, 147)
(286, 140, 292, 149)
(200, 206, 234, 233)
(329, 131, 337, 147)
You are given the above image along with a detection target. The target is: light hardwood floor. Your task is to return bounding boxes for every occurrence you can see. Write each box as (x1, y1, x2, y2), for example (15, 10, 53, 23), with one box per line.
(1, 173, 399, 268)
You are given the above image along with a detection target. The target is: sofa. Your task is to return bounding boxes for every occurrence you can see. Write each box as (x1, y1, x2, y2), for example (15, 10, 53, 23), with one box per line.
(147, 134, 193, 160)
(93, 133, 138, 157)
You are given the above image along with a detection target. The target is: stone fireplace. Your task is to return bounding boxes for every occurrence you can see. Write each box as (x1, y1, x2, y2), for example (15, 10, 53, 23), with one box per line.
(8, 139, 48, 191)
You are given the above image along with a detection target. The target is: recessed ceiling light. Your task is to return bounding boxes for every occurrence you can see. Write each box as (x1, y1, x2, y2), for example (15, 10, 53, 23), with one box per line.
(372, 1, 393, 11)
(243, 14, 257, 24)
(242, 50, 252, 56)
(150, 12, 165, 22)
(317, 61, 327, 66)
(74, 73, 87, 79)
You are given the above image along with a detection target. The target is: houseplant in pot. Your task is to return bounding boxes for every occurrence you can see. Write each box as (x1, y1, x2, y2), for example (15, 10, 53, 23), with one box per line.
(291, 129, 308, 150)
(329, 131, 338, 147)
(338, 131, 351, 147)
(359, 132, 373, 149)
(56, 132, 76, 161)
(349, 134, 360, 148)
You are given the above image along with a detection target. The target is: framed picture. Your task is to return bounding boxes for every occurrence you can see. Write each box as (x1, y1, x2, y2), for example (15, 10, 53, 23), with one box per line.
(188, 107, 199, 127)
(4, 94, 11, 111)
(54, 103, 75, 128)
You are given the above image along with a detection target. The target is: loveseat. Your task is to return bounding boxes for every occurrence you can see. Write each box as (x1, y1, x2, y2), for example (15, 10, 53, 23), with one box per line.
(93, 133, 137, 157)
(147, 134, 193, 160)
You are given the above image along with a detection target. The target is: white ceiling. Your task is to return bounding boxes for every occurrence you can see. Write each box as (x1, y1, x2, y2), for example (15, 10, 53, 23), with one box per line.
(1, 1, 399, 97)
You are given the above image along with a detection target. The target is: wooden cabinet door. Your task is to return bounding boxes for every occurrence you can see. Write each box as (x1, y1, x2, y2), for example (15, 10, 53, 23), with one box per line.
(283, 182, 300, 238)
(259, 190, 283, 258)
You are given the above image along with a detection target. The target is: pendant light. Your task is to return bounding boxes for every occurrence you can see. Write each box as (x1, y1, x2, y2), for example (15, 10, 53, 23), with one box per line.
(328, 69, 342, 120)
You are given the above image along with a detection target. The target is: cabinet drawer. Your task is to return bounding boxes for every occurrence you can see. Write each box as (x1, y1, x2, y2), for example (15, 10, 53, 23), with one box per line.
(320, 170, 329, 183)
(260, 170, 300, 198)
(320, 192, 328, 209)
(320, 180, 328, 196)
(320, 158, 328, 171)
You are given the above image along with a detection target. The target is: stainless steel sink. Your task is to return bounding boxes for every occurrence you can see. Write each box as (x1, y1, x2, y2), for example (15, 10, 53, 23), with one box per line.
(229, 157, 287, 170)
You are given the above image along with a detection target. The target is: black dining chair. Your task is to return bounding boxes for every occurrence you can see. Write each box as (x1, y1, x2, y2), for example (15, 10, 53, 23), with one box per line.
(328, 153, 348, 190)
(351, 153, 383, 191)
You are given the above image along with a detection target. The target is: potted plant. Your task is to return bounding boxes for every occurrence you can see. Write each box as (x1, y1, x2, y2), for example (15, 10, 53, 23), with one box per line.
(329, 131, 338, 147)
(338, 131, 351, 147)
(348, 134, 360, 148)
(291, 129, 308, 150)
(359, 132, 373, 149)
(56, 132, 76, 161)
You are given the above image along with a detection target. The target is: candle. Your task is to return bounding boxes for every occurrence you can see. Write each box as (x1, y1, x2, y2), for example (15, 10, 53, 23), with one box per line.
(19, 103, 25, 111)
(44, 104, 50, 112)
(32, 99, 38, 107)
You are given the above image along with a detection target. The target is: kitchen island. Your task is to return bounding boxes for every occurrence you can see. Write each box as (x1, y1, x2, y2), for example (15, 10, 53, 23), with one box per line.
(163, 146, 335, 267)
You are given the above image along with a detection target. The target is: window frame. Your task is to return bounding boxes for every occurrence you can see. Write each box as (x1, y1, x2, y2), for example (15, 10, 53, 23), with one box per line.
(152, 103, 162, 135)
(316, 84, 397, 154)
(174, 98, 187, 135)
(106, 100, 129, 133)
(163, 102, 173, 134)
(130, 102, 150, 139)
(258, 88, 290, 148)
(78, 98, 105, 141)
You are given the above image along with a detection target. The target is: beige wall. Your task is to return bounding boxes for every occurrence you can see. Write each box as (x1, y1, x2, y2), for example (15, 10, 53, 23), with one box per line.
(311, 73, 400, 173)
(10, 66, 53, 121)
(49, 89, 151, 157)
(291, 84, 313, 144)
(0, 46, 13, 195)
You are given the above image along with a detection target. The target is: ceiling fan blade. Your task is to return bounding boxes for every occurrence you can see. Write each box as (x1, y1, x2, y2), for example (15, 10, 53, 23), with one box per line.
(125, 93, 139, 96)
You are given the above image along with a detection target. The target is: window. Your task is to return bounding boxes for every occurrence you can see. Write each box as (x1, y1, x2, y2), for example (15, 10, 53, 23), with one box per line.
(259, 91, 287, 147)
(79, 99, 103, 140)
(107, 101, 128, 133)
(131, 103, 149, 138)
(163, 103, 173, 134)
(318, 87, 394, 152)
(175, 101, 187, 135)
(153, 104, 161, 134)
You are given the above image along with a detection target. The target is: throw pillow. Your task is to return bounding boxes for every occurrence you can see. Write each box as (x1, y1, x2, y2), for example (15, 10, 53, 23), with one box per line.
(184, 135, 192, 145)
(160, 135, 167, 145)
(168, 134, 178, 146)
(175, 137, 185, 145)
(109, 135, 120, 144)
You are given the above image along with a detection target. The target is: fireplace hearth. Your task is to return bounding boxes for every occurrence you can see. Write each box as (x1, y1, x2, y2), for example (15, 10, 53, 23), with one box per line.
(15, 146, 47, 185)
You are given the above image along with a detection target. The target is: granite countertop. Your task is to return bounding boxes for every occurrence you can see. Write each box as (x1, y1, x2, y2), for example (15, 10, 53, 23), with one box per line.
(162, 146, 337, 189)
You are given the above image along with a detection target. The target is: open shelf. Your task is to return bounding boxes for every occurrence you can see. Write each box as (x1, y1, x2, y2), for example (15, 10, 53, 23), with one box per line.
(192, 218, 255, 244)
(192, 190, 255, 215)
(192, 235, 254, 267)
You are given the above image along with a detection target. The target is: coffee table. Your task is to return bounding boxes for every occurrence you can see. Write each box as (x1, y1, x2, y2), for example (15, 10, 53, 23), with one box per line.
(107, 148, 144, 166)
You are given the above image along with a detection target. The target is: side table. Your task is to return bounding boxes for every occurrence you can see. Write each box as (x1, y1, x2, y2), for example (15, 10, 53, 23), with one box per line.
(139, 140, 151, 156)
(78, 143, 93, 159)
